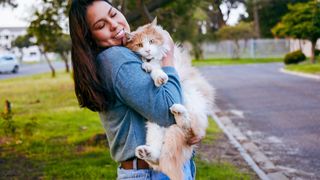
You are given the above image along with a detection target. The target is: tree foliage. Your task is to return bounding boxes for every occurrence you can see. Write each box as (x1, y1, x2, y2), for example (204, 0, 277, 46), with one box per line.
(112, 0, 246, 58)
(216, 22, 255, 59)
(24, 0, 248, 63)
(244, 0, 309, 38)
(11, 34, 33, 49)
(27, 0, 70, 76)
(272, 1, 320, 63)
(11, 34, 34, 62)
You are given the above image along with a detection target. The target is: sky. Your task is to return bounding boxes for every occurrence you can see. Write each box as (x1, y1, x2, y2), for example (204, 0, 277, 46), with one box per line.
(0, 0, 247, 27)
(0, 0, 40, 27)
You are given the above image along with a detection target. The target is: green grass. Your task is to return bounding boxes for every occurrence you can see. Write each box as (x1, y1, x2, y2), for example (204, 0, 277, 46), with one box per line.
(192, 58, 283, 66)
(0, 72, 254, 179)
(285, 60, 320, 75)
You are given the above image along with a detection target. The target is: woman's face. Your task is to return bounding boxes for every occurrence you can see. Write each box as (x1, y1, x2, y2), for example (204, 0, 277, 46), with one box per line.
(86, 1, 130, 47)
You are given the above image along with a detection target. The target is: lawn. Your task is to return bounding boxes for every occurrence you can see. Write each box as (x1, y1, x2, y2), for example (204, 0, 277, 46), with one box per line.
(192, 58, 283, 66)
(0, 72, 254, 179)
(285, 61, 320, 75)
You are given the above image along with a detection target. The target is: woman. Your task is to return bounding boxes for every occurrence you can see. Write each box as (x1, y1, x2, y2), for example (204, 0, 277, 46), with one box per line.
(69, 0, 198, 179)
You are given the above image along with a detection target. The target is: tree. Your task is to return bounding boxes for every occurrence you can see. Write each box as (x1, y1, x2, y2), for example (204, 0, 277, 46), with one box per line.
(205, 0, 245, 31)
(0, 0, 17, 7)
(28, 10, 59, 78)
(244, 0, 309, 38)
(28, 0, 70, 77)
(216, 22, 255, 59)
(272, 1, 320, 63)
(11, 34, 33, 63)
(52, 34, 71, 73)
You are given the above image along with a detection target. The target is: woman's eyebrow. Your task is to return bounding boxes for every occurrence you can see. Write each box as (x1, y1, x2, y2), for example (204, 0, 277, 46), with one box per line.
(108, 6, 112, 15)
(92, 7, 113, 29)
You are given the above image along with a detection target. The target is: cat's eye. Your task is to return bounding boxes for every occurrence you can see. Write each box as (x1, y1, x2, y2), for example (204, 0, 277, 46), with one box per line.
(149, 39, 154, 44)
(137, 43, 143, 47)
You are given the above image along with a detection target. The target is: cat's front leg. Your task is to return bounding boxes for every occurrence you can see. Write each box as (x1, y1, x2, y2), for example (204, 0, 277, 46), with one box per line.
(151, 69, 168, 87)
(142, 62, 153, 73)
(170, 104, 191, 130)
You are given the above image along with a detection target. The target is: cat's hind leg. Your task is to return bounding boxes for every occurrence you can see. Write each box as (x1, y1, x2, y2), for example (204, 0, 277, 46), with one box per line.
(135, 145, 159, 165)
(135, 122, 165, 167)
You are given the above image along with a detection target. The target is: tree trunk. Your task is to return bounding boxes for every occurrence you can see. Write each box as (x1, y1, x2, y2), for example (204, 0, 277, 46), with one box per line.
(232, 40, 241, 59)
(18, 48, 23, 64)
(39, 47, 55, 77)
(310, 40, 316, 64)
(217, 4, 226, 28)
(60, 52, 70, 73)
(253, 0, 261, 38)
(137, 0, 153, 23)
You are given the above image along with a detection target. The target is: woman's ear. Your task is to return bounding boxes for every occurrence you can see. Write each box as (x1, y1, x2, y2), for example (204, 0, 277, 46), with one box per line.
(151, 17, 157, 26)
(125, 32, 134, 42)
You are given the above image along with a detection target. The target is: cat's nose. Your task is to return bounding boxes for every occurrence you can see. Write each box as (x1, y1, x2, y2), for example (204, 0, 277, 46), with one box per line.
(146, 50, 150, 53)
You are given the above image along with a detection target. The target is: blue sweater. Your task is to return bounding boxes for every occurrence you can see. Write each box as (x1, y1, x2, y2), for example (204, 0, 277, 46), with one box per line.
(96, 46, 183, 162)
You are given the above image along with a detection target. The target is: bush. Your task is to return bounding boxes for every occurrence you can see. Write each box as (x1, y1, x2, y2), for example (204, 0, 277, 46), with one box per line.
(284, 50, 306, 65)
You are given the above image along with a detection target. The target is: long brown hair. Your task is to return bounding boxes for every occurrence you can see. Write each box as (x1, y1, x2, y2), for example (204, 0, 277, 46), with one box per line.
(69, 0, 114, 111)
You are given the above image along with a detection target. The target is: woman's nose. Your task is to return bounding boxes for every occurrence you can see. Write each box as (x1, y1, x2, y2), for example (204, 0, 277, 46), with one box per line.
(109, 20, 117, 31)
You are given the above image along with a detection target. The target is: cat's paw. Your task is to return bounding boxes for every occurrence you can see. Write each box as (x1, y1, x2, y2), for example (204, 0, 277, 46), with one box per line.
(170, 104, 187, 117)
(154, 73, 168, 87)
(135, 145, 152, 160)
(142, 62, 153, 73)
(170, 104, 191, 129)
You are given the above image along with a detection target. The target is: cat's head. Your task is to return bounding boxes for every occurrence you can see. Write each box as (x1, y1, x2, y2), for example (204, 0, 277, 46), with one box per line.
(125, 18, 168, 62)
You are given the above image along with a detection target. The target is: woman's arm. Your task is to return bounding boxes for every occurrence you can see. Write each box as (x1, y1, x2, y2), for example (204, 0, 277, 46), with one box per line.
(97, 47, 183, 127)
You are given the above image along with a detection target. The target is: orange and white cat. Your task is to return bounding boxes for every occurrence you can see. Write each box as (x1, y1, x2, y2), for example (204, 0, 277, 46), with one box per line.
(125, 18, 214, 180)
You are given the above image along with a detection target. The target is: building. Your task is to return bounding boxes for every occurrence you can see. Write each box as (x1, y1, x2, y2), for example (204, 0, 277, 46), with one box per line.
(0, 26, 56, 62)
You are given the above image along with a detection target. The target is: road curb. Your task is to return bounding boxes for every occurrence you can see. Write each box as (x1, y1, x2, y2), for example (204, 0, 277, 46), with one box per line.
(280, 68, 320, 80)
(210, 110, 289, 180)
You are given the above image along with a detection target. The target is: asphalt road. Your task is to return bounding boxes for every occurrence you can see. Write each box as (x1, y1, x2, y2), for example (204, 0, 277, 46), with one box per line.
(200, 63, 320, 177)
(0, 61, 65, 80)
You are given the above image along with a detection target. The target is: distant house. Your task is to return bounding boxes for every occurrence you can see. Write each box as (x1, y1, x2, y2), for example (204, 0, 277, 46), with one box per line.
(0, 26, 56, 62)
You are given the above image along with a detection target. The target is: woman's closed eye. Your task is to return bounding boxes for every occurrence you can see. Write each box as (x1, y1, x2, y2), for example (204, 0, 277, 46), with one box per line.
(110, 8, 117, 18)
(95, 22, 105, 30)
(111, 12, 117, 18)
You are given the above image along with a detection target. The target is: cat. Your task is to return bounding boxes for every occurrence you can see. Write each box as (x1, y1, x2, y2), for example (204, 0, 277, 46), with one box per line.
(125, 18, 214, 180)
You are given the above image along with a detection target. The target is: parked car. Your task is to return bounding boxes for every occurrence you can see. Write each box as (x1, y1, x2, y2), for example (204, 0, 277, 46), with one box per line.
(0, 54, 19, 73)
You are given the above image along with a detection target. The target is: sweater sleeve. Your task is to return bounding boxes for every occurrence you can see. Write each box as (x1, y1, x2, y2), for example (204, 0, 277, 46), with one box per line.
(114, 62, 183, 127)
(97, 47, 182, 126)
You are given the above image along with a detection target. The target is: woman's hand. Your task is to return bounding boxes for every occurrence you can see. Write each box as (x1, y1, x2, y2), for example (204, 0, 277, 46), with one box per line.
(161, 30, 174, 67)
(187, 135, 202, 145)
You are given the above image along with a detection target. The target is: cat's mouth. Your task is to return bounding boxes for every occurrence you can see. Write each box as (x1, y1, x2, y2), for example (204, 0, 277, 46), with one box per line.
(146, 57, 154, 62)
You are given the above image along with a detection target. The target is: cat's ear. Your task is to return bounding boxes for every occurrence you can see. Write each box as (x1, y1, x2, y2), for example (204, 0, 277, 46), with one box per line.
(125, 32, 134, 42)
(151, 17, 157, 26)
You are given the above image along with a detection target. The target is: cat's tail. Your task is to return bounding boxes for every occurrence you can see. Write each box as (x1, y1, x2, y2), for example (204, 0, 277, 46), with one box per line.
(158, 125, 193, 180)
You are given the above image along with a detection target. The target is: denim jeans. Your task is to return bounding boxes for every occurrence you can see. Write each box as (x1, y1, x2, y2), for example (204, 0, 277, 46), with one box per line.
(117, 158, 196, 180)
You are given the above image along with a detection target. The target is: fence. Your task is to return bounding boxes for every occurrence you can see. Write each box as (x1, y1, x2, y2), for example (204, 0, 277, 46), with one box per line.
(201, 39, 293, 59)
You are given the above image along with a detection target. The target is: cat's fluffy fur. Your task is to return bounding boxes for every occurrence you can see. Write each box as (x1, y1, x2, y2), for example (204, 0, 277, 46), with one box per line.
(125, 18, 214, 180)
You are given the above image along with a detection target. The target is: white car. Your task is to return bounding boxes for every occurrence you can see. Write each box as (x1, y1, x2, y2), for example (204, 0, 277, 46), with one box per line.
(0, 54, 19, 73)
